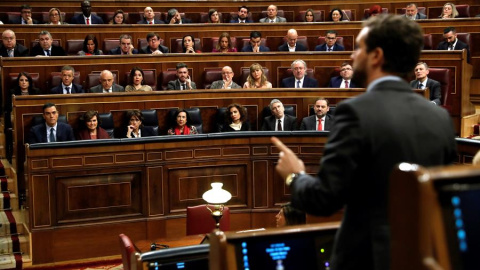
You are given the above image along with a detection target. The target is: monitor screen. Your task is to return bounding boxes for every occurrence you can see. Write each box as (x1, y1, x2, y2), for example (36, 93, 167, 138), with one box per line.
(147, 256, 208, 270)
(436, 178, 480, 270)
(142, 245, 209, 270)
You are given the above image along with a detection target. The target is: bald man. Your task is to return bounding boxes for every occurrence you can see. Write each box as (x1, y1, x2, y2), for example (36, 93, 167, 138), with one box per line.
(1, 30, 29, 57)
(210, 66, 242, 89)
(259, 5, 286, 22)
(278, 29, 308, 52)
(89, 70, 125, 93)
(137, 7, 164, 24)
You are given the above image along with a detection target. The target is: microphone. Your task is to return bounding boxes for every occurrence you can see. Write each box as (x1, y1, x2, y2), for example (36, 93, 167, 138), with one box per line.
(150, 243, 169, 251)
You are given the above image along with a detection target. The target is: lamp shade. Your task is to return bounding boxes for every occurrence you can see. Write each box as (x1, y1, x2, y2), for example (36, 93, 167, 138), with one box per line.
(202, 182, 232, 204)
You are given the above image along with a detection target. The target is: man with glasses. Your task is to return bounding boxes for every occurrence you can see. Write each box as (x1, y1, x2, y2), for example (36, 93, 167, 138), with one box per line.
(281, 59, 318, 88)
(210, 66, 241, 89)
(328, 62, 357, 88)
(0, 30, 29, 57)
(10, 4, 39, 24)
(315, 30, 345, 52)
(140, 32, 169, 55)
(436, 26, 470, 63)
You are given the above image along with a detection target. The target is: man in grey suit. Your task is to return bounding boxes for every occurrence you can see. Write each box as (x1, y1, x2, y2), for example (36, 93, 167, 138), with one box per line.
(259, 5, 287, 23)
(210, 66, 241, 89)
(410, 62, 441, 105)
(300, 98, 334, 131)
(261, 99, 297, 131)
(404, 3, 427, 20)
(167, 63, 197, 90)
(272, 15, 456, 270)
(89, 70, 125, 93)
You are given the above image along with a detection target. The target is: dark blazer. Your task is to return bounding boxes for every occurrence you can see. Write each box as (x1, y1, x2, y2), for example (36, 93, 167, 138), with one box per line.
(50, 84, 84, 94)
(299, 114, 334, 131)
(108, 47, 139, 55)
(261, 114, 297, 131)
(0, 44, 29, 57)
(436, 39, 470, 62)
(121, 126, 157, 138)
(76, 127, 110, 140)
(137, 18, 165, 24)
(410, 78, 442, 105)
(167, 79, 197, 90)
(290, 79, 457, 270)
(30, 44, 66, 56)
(139, 45, 169, 54)
(328, 76, 357, 88)
(165, 18, 192, 24)
(28, 122, 75, 144)
(278, 42, 308, 52)
(281, 76, 319, 88)
(241, 45, 270, 52)
(70, 14, 104, 24)
(403, 13, 427, 19)
(89, 84, 125, 93)
(221, 122, 251, 132)
(314, 43, 345, 52)
(6, 87, 41, 112)
(9, 17, 39, 24)
(229, 17, 253, 23)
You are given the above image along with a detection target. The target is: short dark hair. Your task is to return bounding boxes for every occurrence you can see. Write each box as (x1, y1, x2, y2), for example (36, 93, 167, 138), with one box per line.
(146, 32, 160, 42)
(119, 34, 132, 42)
(225, 103, 247, 124)
(315, 97, 329, 106)
(20, 4, 31, 11)
(250, 31, 262, 39)
(326, 30, 338, 36)
(239, 6, 249, 12)
(328, 8, 344, 21)
(363, 14, 423, 78)
(128, 67, 145, 86)
(61, 65, 75, 74)
(176, 62, 188, 70)
(43, 103, 56, 112)
(80, 110, 101, 128)
(443, 26, 456, 34)
(281, 203, 306, 226)
(126, 109, 144, 127)
(172, 109, 193, 128)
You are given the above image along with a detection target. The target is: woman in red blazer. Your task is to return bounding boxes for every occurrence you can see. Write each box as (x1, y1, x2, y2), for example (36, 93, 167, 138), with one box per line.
(76, 110, 110, 140)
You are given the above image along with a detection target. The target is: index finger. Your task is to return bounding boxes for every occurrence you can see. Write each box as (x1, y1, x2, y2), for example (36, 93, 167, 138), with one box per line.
(271, 136, 290, 153)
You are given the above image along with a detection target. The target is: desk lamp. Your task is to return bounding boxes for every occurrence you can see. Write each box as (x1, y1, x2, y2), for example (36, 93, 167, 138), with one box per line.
(202, 182, 231, 230)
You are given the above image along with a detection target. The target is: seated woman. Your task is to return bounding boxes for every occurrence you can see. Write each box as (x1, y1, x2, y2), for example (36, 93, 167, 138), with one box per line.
(109, 10, 126, 24)
(7, 72, 40, 112)
(124, 110, 156, 138)
(167, 109, 199, 135)
(76, 110, 110, 140)
(243, 63, 272, 89)
(78, 34, 103, 56)
(207, 9, 220, 23)
(212, 32, 237, 53)
(47, 8, 67, 25)
(222, 103, 250, 132)
(182, 35, 201, 54)
(125, 67, 153, 92)
(304, 9, 315, 22)
(328, 8, 349, 22)
(276, 203, 306, 227)
(439, 2, 459, 19)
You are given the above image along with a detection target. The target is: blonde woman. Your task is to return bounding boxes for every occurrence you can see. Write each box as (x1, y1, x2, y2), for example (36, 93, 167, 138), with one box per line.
(243, 63, 272, 89)
(439, 3, 459, 19)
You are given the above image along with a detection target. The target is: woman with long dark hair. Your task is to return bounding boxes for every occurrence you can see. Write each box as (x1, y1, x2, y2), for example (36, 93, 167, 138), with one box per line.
(78, 34, 103, 56)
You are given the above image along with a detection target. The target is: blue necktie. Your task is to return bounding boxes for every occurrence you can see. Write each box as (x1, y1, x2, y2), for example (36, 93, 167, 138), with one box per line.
(49, 128, 55, 142)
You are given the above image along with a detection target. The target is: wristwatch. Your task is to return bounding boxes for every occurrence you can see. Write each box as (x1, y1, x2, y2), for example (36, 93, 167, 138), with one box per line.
(285, 171, 305, 186)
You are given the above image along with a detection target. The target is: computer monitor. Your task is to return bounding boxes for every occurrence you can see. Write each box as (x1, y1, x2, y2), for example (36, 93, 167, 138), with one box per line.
(140, 244, 209, 270)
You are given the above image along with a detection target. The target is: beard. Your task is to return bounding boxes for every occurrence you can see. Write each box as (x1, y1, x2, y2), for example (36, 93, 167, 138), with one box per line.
(406, 15, 415, 20)
(351, 65, 367, 88)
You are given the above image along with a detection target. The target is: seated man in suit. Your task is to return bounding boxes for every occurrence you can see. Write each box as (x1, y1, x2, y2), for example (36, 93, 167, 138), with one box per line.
(51, 65, 84, 94)
(404, 3, 427, 20)
(30, 30, 66, 56)
(328, 62, 357, 88)
(28, 103, 75, 144)
(259, 5, 286, 23)
(1, 30, 29, 57)
(9, 4, 39, 24)
(140, 32, 169, 55)
(410, 62, 441, 105)
(278, 29, 308, 52)
(210, 66, 242, 89)
(70, 0, 104, 25)
(89, 70, 125, 93)
(261, 99, 297, 131)
(241, 31, 270, 52)
(109, 34, 139, 55)
(281, 59, 318, 88)
(137, 7, 164, 24)
(229, 6, 253, 23)
(165, 9, 192, 24)
(167, 63, 197, 90)
(315, 30, 345, 52)
(300, 98, 334, 131)
(436, 26, 470, 63)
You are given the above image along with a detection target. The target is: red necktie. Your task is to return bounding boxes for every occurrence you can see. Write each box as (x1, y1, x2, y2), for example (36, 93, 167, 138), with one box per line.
(86, 18, 90, 25)
(345, 80, 349, 88)
(317, 119, 323, 131)
(149, 21, 153, 25)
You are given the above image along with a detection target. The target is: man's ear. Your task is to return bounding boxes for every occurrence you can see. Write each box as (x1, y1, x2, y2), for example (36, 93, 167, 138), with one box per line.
(369, 47, 384, 68)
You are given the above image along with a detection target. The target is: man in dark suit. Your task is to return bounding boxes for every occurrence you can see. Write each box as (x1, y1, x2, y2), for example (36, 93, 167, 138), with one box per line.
(50, 66, 84, 94)
(261, 99, 297, 131)
(281, 59, 318, 88)
(167, 63, 197, 90)
(70, 0, 104, 25)
(300, 98, 334, 131)
(30, 30, 66, 56)
(328, 62, 357, 88)
(89, 70, 125, 93)
(229, 6, 253, 23)
(404, 3, 427, 20)
(9, 4, 39, 24)
(241, 31, 270, 52)
(278, 29, 308, 52)
(137, 7, 165, 24)
(272, 15, 456, 270)
(410, 62, 442, 105)
(139, 32, 169, 55)
(165, 9, 192, 24)
(108, 34, 139, 55)
(28, 103, 75, 144)
(436, 26, 471, 63)
(315, 30, 345, 52)
(0, 30, 28, 57)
